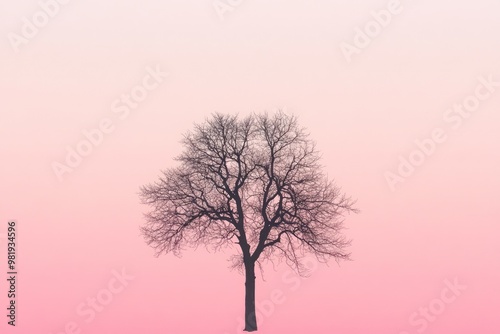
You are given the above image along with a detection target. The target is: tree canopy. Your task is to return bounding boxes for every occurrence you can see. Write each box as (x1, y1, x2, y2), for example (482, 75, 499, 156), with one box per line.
(140, 111, 357, 274)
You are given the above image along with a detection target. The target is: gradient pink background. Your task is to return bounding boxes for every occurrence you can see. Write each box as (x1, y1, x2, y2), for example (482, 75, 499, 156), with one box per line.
(1, 1, 499, 333)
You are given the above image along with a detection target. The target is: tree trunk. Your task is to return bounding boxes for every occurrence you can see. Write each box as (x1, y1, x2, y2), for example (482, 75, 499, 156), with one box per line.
(244, 260, 258, 331)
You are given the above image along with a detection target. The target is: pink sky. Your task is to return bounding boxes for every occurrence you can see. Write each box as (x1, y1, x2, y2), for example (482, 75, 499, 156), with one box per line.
(1, 1, 499, 333)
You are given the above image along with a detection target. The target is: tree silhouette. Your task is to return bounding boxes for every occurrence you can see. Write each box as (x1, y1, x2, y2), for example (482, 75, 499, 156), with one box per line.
(139, 111, 357, 331)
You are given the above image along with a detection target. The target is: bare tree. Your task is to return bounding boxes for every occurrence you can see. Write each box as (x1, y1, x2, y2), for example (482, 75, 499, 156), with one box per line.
(139, 111, 357, 332)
